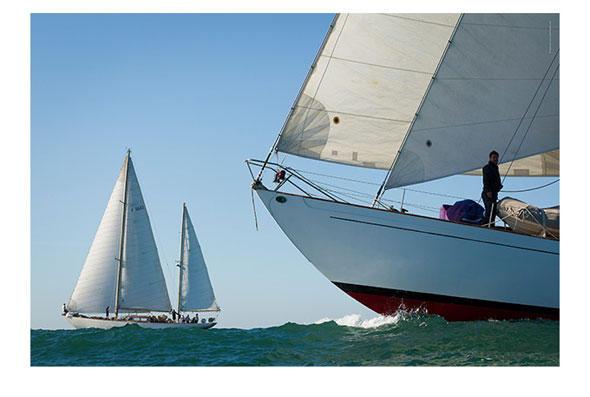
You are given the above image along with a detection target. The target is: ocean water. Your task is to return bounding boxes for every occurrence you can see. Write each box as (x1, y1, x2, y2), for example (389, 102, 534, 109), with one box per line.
(31, 313, 558, 366)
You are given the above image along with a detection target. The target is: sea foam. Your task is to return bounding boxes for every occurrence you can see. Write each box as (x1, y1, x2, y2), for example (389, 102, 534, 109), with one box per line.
(313, 313, 401, 329)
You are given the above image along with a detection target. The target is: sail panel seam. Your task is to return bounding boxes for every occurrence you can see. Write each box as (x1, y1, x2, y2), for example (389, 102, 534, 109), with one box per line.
(379, 14, 457, 28)
(319, 54, 433, 75)
(294, 105, 412, 123)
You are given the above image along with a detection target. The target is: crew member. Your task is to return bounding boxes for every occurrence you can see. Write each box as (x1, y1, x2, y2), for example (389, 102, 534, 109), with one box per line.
(482, 150, 503, 226)
(106, 305, 110, 319)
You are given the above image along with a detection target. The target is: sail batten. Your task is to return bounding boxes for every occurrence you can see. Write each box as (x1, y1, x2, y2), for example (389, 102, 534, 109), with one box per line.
(179, 206, 219, 312)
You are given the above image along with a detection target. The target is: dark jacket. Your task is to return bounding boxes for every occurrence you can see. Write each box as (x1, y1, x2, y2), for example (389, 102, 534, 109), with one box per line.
(482, 161, 503, 196)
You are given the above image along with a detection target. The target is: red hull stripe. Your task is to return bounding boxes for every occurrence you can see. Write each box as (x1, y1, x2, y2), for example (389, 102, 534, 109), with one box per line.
(333, 282, 559, 321)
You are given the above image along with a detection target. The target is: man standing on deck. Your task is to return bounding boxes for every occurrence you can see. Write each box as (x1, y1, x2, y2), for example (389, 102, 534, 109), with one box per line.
(105, 306, 110, 319)
(482, 150, 503, 226)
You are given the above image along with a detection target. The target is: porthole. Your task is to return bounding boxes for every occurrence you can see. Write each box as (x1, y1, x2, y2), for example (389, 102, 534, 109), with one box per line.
(276, 196, 287, 203)
(333, 116, 340, 124)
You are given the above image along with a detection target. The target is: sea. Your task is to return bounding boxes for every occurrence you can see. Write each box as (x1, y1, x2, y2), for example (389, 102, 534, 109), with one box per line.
(30, 312, 558, 366)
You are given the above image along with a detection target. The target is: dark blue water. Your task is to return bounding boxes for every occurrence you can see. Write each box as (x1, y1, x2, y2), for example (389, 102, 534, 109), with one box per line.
(31, 313, 558, 366)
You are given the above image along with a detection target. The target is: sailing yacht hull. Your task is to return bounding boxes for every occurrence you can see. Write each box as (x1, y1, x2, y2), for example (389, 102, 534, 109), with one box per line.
(255, 188, 559, 321)
(65, 315, 217, 329)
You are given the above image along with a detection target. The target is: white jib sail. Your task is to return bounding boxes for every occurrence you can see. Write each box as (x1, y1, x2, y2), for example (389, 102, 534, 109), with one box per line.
(179, 206, 219, 312)
(117, 158, 172, 312)
(385, 13, 559, 189)
(275, 13, 461, 169)
(68, 157, 127, 313)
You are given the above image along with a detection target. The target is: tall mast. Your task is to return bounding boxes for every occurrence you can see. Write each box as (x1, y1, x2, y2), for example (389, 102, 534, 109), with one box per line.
(177, 203, 186, 315)
(114, 149, 131, 318)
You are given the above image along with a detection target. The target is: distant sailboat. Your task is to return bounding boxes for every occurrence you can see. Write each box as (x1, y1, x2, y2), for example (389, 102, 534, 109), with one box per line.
(64, 151, 220, 329)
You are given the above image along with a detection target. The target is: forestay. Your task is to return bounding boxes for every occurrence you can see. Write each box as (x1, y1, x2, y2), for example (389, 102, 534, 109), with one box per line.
(275, 13, 461, 169)
(385, 14, 559, 189)
(179, 206, 219, 312)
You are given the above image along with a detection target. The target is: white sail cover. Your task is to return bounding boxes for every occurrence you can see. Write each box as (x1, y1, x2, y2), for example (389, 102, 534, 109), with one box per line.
(68, 155, 172, 313)
(276, 13, 461, 169)
(179, 206, 219, 311)
(385, 13, 559, 189)
(118, 158, 171, 312)
(68, 159, 126, 313)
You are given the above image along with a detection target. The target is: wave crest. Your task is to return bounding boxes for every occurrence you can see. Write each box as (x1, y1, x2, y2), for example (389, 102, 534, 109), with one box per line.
(313, 313, 401, 329)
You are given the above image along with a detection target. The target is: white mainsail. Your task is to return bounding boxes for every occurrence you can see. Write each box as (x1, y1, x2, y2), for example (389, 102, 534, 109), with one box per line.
(68, 153, 172, 314)
(273, 13, 558, 187)
(178, 205, 219, 312)
(385, 13, 559, 189)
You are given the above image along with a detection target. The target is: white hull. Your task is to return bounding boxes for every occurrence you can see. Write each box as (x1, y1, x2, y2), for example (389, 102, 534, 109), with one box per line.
(65, 314, 217, 330)
(255, 187, 559, 321)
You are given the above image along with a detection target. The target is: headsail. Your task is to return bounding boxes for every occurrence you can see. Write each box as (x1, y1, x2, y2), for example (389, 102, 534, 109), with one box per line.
(178, 205, 219, 312)
(385, 13, 559, 189)
(68, 153, 172, 313)
(272, 13, 559, 187)
(275, 13, 461, 169)
(68, 158, 127, 313)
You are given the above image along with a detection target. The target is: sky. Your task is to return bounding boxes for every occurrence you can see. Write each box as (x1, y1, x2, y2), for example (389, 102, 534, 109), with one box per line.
(31, 13, 560, 330)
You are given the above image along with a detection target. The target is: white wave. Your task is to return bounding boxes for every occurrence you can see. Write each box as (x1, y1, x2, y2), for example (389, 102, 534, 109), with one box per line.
(313, 313, 401, 329)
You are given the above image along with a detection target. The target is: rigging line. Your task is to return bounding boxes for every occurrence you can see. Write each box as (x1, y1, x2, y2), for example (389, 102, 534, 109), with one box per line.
(438, 77, 560, 81)
(503, 62, 560, 183)
(307, 179, 376, 198)
(320, 54, 432, 75)
(461, 22, 558, 30)
(295, 167, 469, 200)
(294, 105, 412, 123)
(502, 179, 559, 193)
(412, 113, 558, 133)
(499, 49, 559, 168)
(294, 168, 382, 186)
(295, 14, 349, 155)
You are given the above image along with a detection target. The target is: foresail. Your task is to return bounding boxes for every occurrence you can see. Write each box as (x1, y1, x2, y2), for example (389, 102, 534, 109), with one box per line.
(275, 13, 461, 169)
(117, 158, 172, 312)
(179, 207, 219, 311)
(385, 14, 559, 189)
(68, 158, 126, 313)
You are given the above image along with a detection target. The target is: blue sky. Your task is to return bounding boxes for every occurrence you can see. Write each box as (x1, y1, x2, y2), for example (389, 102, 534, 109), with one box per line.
(31, 13, 559, 330)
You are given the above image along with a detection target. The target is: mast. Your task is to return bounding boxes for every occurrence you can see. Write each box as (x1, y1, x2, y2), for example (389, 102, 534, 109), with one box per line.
(177, 203, 186, 315)
(114, 149, 131, 318)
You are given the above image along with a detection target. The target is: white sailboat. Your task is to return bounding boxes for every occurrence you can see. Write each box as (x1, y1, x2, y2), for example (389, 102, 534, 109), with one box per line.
(248, 13, 559, 321)
(64, 151, 220, 329)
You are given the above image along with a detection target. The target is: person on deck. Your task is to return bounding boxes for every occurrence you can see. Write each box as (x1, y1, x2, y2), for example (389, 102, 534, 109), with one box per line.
(482, 150, 503, 226)
(105, 306, 110, 319)
(171, 309, 176, 322)
(62, 303, 68, 315)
